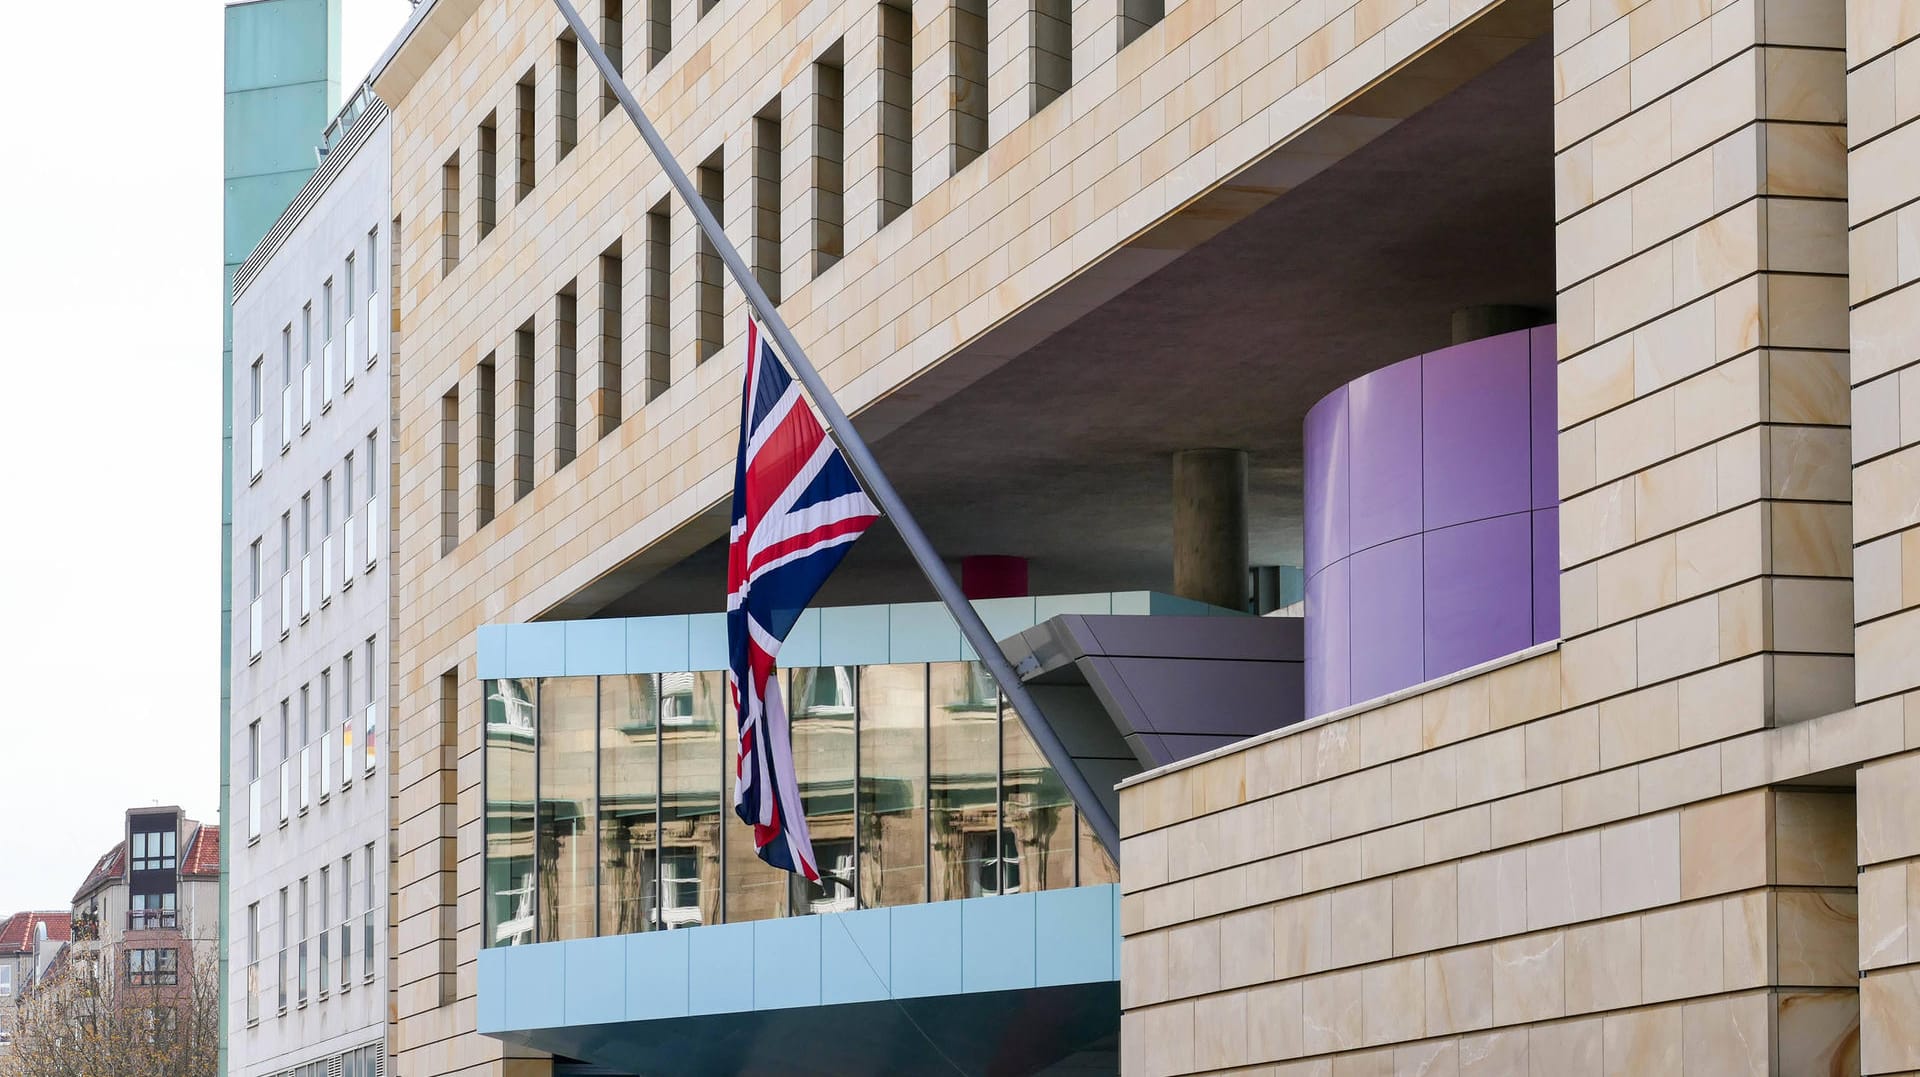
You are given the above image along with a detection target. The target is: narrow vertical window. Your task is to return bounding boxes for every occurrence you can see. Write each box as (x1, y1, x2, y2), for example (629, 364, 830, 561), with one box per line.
(557, 34, 579, 161)
(301, 304, 314, 429)
(512, 321, 536, 500)
(319, 865, 331, 992)
(248, 540, 261, 603)
(811, 48, 845, 276)
(440, 390, 459, 555)
(246, 901, 260, 1021)
(554, 284, 578, 470)
(516, 71, 537, 201)
(297, 876, 309, 1006)
(645, 0, 671, 69)
(644, 202, 671, 400)
(249, 357, 264, 479)
(1032, 0, 1072, 113)
(595, 244, 623, 435)
(600, 0, 624, 117)
(339, 854, 352, 990)
(953, 0, 988, 172)
(277, 888, 288, 1013)
(695, 151, 724, 363)
(441, 154, 460, 275)
(280, 326, 295, 450)
(751, 106, 781, 303)
(478, 113, 498, 240)
(363, 843, 376, 980)
(877, 1, 911, 225)
(476, 355, 497, 526)
(1121, 0, 1164, 46)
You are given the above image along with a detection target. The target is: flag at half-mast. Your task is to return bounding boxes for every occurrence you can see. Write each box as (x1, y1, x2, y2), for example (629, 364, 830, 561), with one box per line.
(727, 319, 880, 880)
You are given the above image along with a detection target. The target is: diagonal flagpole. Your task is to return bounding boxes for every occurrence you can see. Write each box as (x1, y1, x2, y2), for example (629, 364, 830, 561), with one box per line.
(549, 0, 1121, 860)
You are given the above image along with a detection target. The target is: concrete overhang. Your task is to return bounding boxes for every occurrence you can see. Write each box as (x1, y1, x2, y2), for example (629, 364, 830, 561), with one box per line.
(478, 886, 1120, 1076)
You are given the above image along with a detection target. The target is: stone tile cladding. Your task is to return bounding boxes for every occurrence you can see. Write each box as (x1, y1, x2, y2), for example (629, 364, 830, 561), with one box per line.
(375, 0, 1549, 1074)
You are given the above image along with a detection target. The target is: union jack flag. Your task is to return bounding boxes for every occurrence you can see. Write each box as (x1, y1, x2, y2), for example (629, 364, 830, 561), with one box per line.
(728, 319, 880, 880)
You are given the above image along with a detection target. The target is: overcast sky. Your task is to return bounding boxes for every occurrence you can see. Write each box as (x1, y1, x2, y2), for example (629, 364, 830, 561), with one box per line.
(0, 0, 412, 915)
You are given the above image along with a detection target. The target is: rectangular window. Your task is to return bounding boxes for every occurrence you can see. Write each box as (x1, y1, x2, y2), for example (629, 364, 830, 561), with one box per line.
(321, 670, 332, 732)
(1031, 0, 1072, 115)
(645, 0, 671, 69)
(249, 358, 263, 420)
(127, 948, 178, 987)
(343, 651, 355, 717)
(297, 877, 309, 1005)
(339, 853, 353, 989)
(441, 153, 460, 274)
(319, 865, 331, 993)
(249, 539, 261, 601)
(511, 321, 536, 501)
(930, 662, 998, 901)
(485, 678, 537, 947)
(301, 493, 311, 554)
(248, 721, 261, 782)
(537, 678, 597, 940)
(478, 112, 498, 240)
(0, 964, 10, 997)
(557, 34, 578, 160)
(321, 474, 333, 533)
(810, 48, 845, 276)
(367, 226, 383, 366)
(301, 304, 315, 428)
(878, 1, 912, 226)
(281, 326, 295, 450)
(477, 355, 497, 526)
(323, 280, 333, 342)
(322, 280, 336, 407)
(598, 675, 657, 935)
(280, 699, 292, 825)
(440, 390, 459, 555)
(365, 636, 379, 775)
(279, 512, 292, 636)
(788, 667, 856, 915)
(695, 152, 724, 363)
(130, 829, 176, 871)
(859, 664, 927, 907)
(600, 0, 624, 116)
(593, 245, 622, 436)
(344, 452, 356, 522)
(750, 106, 781, 303)
(344, 256, 355, 325)
(555, 284, 577, 469)
(1121, 0, 1164, 46)
(363, 844, 375, 979)
(277, 887, 289, 1013)
(516, 71, 537, 201)
(953, 0, 988, 173)
(246, 902, 259, 1021)
(643, 202, 671, 401)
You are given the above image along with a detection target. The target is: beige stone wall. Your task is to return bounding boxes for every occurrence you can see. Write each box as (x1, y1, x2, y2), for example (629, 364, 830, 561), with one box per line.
(373, 0, 1555, 1074)
(1847, 5, 1920, 1074)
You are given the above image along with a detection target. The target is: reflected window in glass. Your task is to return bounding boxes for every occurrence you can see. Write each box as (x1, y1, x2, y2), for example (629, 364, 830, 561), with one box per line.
(599, 674, 659, 936)
(857, 663, 927, 909)
(929, 662, 999, 901)
(484, 678, 537, 946)
(538, 676, 599, 941)
(659, 671, 724, 928)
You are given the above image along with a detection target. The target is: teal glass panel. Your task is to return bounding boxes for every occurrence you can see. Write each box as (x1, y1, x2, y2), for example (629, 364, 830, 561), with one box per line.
(599, 674, 658, 936)
(484, 678, 536, 947)
(858, 664, 927, 909)
(788, 667, 858, 915)
(538, 677, 598, 941)
(660, 671, 724, 928)
(1002, 699, 1074, 894)
(929, 662, 1000, 902)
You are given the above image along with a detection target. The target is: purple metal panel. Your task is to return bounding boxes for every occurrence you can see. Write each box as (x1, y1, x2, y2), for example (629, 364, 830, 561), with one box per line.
(1532, 508, 1560, 644)
(1348, 355, 1425, 552)
(1304, 559, 1350, 716)
(1423, 514, 1534, 678)
(1349, 535, 1425, 702)
(1302, 325, 1561, 717)
(1303, 385, 1350, 578)
(1530, 325, 1560, 511)
(1422, 332, 1531, 529)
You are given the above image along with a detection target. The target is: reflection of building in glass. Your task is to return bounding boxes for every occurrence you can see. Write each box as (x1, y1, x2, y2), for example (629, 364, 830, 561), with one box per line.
(482, 661, 1115, 947)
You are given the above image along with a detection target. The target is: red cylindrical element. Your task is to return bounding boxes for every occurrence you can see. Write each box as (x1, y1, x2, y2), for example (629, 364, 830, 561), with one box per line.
(961, 555, 1030, 600)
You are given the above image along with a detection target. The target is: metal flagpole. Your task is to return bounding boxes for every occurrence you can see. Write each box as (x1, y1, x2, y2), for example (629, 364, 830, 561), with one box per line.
(550, 0, 1121, 861)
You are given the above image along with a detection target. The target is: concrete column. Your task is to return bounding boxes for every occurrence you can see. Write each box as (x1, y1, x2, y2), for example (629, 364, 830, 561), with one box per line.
(1448, 304, 1547, 345)
(1172, 449, 1248, 611)
(844, 1, 912, 250)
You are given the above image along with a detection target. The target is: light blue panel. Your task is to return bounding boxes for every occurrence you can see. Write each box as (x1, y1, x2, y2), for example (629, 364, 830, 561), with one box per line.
(688, 614, 729, 672)
(781, 609, 822, 669)
(1036, 886, 1118, 987)
(819, 605, 891, 667)
(564, 936, 628, 1026)
(889, 901, 963, 998)
(565, 620, 627, 675)
(477, 625, 509, 680)
(506, 622, 567, 677)
(821, 907, 892, 1005)
(1145, 592, 1230, 616)
(962, 892, 1037, 994)
(753, 916, 823, 1010)
(1112, 886, 1122, 974)
(507, 942, 568, 1030)
(973, 597, 1039, 643)
(687, 922, 756, 1015)
(625, 615, 690, 673)
(889, 603, 962, 664)
(477, 947, 508, 1032)
(1110, 591, 1153, 616)
(626, 929, 691, 1020)
(1035, 593, 1115, 621)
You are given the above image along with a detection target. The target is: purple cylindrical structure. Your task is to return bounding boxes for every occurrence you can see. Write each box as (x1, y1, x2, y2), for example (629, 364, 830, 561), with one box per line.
(1303, 325, 1559, 717)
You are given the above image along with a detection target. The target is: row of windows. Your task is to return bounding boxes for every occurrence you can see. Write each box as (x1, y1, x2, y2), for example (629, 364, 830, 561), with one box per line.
(244, 636, 381, 842)
(244, 432, 381, 662)
(243, 846, 378, 1023)
(129, 829, 177, 872)
(126, 948, 178, 987)
(245, 226, 384, 484)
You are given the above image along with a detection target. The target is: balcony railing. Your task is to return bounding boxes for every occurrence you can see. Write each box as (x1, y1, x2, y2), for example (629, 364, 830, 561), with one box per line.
(249, 417, 264, 482)
(344, 317, 358, 389)
(281, 385, 294, 451)
(366, 295, 380, 364)
(247, 598, 263, 662)
(302, 362, 315, 429)
(127, 909, 177, 931)
(301, 554, 313, 620)
(322, 534, 336, 603)
(280, 572, 292, 638)
(248, 779, 261, 841)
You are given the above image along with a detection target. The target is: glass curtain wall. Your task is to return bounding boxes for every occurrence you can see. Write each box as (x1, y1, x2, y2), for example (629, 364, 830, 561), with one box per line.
(485, 660, 1105, 947)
